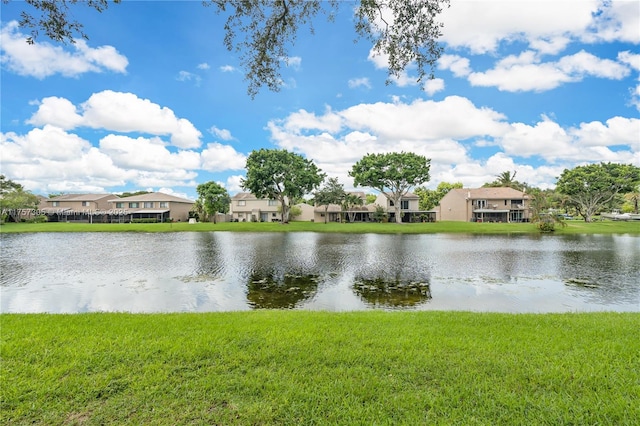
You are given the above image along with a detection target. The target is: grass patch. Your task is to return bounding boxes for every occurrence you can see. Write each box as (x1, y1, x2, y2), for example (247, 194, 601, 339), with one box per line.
(1, 220, 638, 234)
(2, 312, 638, 425)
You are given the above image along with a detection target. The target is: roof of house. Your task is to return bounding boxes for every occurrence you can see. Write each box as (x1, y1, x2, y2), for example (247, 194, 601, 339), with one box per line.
(48, 193, 118, 202)
(379, 191, 419, 199)
(231, 192, 260, 200)
(108, 192, 194, 204)
(451, 187, 528, 199)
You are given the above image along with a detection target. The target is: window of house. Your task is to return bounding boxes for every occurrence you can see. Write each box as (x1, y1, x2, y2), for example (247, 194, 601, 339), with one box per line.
(129, 202, 139, 208)
(52, 201, 59, 207)
(115, 202, 124, 208)
(268, 200, 277, 206)
(144, 202, 154, 208)
(272, 213, 276, 217)
(389, 200, 395, 207)
(159, 202, 168, 208)
(82, 201, 90, 207)
(401, 200, 409, 209)
(238, 200, 246, 206)
(476, 200, 487, 208)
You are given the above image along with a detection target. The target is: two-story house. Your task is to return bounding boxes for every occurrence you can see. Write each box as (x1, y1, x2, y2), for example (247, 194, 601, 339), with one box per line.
(108, 192, 194, 222)
(229, 193, 317, 222)
(230, 192, 281, 222)
(374, 192, 430, 223)
(43, 193, 119, 222)
(436, 187, 530, 222)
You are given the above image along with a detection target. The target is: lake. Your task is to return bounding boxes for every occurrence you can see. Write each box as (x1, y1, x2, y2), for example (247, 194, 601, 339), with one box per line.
(1, 232, 638, 313)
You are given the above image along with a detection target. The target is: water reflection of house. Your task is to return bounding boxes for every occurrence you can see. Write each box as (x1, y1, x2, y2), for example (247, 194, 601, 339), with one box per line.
(436, 187, 531, 222)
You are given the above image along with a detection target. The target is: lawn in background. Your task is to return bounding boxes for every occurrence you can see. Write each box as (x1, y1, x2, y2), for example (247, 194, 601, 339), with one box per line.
(1, 220, 638, 234)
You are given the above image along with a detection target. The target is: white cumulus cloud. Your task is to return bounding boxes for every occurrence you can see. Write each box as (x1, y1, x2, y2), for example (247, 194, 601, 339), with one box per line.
(28, 90, 203, 149)
(0, 21, 128, 78)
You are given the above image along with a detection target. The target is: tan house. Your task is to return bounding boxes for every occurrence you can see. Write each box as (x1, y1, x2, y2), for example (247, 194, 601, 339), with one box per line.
(374, 192, 435, 222)
(108, 192, 194, 222)
(230, 192, 317, 222)
(436, 187, 530, 222)
(230, 192, 281, 222)
(314, 191, 372, 223)
(43, 193, 119, 222)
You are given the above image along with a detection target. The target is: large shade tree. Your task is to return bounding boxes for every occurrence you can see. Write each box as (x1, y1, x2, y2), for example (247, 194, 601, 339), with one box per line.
(313, 177, 346, 224)
(10, 0, 450, 97)
(350, 152, 431, 224)
(196, 181, 230, 223)
(555, 162, 640, 222)
(242, 149, 324, 224)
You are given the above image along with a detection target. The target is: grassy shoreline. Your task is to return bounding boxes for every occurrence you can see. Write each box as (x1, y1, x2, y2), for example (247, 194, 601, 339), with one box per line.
(2, 311, 638, 425)
(1, 220, 638, 234)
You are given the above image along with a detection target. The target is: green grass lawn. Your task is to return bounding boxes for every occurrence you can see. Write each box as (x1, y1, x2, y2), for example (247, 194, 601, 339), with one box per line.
(1, 219, 638, 234)
(2, 312, 638, 425)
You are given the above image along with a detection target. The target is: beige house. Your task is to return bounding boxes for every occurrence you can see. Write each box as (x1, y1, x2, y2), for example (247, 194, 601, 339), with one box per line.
(230, 193, 316, 222)
(314, 192, 372, 223)
(436, 187, 530, 222)
(295, 203, 315, 221)
(374, 192, 434, 222)
(108, 192, 194, 222)
(230, 192, 281, 222)
(43, 193, 119, 222)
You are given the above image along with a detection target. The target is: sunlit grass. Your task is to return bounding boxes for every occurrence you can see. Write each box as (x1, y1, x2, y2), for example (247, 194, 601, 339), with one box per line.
(2, 312, 638, 425)
(1, 219, 638, 234)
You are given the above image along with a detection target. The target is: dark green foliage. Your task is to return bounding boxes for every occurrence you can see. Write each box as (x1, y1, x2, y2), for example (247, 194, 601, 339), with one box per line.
(414, 181, 462, 211)
(196, 181, 230, 223)
(314, 177, 346, 224)
(350, 152, 431, 223)
(242, 149, 324, 223)
(8, 0, 119, 44)
(556, 162, 640, 222)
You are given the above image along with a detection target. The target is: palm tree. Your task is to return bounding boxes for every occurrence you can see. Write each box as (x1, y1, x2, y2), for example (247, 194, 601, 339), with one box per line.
(484, 170, 527, 191)
(529, 190, 566, 232)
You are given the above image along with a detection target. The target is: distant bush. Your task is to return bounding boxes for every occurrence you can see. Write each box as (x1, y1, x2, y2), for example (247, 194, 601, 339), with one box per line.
(27, 215, 48, 223)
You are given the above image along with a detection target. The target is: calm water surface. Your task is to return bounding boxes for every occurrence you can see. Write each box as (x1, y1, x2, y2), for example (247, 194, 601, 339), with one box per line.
(1, 232, 638, 313)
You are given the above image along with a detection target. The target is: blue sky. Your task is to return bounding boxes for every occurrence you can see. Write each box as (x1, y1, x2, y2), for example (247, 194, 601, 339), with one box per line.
(1, 0, 639, 200)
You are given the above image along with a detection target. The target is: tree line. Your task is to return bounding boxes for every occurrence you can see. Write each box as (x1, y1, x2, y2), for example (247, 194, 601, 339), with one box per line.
(191, 150, 639, 226)
(2, 152, 638, 226)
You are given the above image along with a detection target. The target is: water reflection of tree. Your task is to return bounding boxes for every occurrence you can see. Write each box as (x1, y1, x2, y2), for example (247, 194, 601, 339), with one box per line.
(559, 235, 640, 306)
(247, 272, 321, 309)
(194, 232, 224, 277)
(353, 277, 431, 308)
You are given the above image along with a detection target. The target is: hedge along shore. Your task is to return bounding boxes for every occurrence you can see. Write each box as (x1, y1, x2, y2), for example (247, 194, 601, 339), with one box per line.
(1, 312, 639, 425)
(1, 220, 639, 234)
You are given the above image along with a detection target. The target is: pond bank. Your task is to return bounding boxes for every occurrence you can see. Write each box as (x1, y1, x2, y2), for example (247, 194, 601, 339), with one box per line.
(1, 220, 638, 234)
(2, 311, 638, 425)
